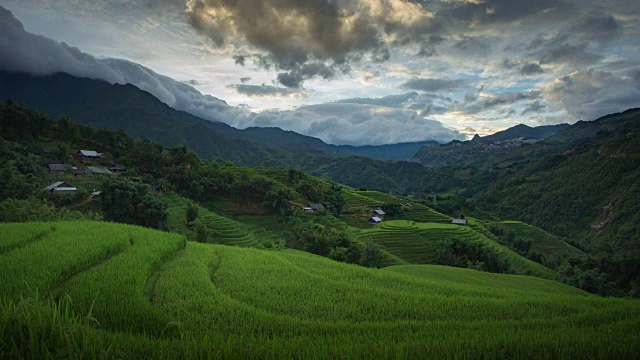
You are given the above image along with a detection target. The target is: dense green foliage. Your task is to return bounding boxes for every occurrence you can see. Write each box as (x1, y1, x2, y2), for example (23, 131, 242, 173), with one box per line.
(101, 177, 169, 230)
(1, 222, 639, 359)
(285, 211, 380, 267)
(2, 99, 640, 297)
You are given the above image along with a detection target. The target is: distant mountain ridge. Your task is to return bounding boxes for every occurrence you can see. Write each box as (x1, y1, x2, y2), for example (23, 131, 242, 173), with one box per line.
(337, 141, 439, 161)
(471, 123, 571, 143)
(412, 119, 589, 168)
(0, 71, 442, 162)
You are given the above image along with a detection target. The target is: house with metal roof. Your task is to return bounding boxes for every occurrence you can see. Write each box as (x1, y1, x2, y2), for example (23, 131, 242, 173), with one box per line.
(43, 182, 77, 192)
(452, 218, 468, 226)
(372, 209, 386, 217)
(48, 164, 73, 172)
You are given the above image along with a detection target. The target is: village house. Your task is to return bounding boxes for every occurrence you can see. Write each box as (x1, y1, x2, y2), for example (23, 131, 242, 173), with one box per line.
(309, 203, 325, 211)
(86, 166, 113, 174)
(75, 150, 101, 161)
(48, 164, 73, 173)
(372, 209, 386, 218)
(43, 181, 77, 192)
(452, 218, 468, 226)
(368, 216, 382, 225)
(109, 163, 126, 173)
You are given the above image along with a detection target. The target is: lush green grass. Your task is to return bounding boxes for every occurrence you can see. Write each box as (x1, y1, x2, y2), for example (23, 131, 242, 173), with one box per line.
(0, 222, 133, 299)
(0, 221, 639, 358)
(392, 203, 453, 223)
(355, 190, 402, 204)
(343, 189, 378, 209)
(0, 222, 53, 254)
(165, 192, 260, 247)
(493, 220, 583, 256)
(354, 220, 556, 279)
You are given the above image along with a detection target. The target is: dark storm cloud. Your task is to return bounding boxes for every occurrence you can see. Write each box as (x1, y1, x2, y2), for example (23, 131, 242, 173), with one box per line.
(0, 6, 250, 126)
(521, 101, 545, 115)
(184, 0, 458, 86)
(400, 77, 465, 93)
(229, 84, 303, 97)
(573, 14, 621, 43)
(522, 32, 603, 67)
(186, 0, 383, 75)
(539, 41, 602, 66)
(452, 36, 490, 57)
(459, 90, 541, 115)
(482, 91, 541, 109)
(276, 61, 341, 88)
(445, 0, 572, 24)
(233, 55, 246, 66)
(520, 63, 543, 76)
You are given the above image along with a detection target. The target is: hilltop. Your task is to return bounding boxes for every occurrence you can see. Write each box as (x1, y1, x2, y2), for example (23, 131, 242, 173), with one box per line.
(0, 71, 444, 163)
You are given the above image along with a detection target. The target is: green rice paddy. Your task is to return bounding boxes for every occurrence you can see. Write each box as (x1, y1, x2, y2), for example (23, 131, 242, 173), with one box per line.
(354, 220, 556, 279)
(1, 221, 638, 358)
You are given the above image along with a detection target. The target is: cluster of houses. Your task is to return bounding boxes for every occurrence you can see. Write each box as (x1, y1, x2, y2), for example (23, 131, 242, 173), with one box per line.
(43, 150, 125, 194)
(368, 209, 386, 224)
(47, 150, 126, 177)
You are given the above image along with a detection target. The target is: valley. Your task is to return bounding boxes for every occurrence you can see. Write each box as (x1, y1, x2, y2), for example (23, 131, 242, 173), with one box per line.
(1, 82, 639, 358)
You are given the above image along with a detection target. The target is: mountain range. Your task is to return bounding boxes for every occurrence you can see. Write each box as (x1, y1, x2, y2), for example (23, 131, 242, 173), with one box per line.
(0, 71, 452, 163)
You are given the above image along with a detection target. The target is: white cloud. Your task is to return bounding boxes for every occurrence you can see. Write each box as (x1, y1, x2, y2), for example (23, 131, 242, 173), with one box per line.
(246, 103, 465, 146)
(543, 69, 640, 120)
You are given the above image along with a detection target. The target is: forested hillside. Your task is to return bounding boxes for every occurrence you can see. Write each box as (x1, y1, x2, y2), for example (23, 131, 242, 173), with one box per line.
(2, 100, 640, 296)
(0, 101, 567, 279)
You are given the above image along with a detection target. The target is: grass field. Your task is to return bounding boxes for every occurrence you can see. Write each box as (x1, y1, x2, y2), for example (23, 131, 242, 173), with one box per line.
(492, 220, 583, 256)
(353, 220, 556, 279)
(165, 192, 260, 247)
(1, 221, 639, 358)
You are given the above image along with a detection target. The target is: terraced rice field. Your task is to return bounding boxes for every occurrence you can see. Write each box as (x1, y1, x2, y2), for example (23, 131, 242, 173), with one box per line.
(392, 203, 453, 223)
(342, 189, 378, 209)
(355, 190, 402, 204)
(354, 220, 556, 279)
(493, 220, 583, 256)
(1, 221, 638, 358)
(1, 221, 639, 359)
(166, 192, 259, 247)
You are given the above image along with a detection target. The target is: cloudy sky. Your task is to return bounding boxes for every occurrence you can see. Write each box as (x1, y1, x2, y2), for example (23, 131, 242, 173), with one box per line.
(1, 0, 639, 145)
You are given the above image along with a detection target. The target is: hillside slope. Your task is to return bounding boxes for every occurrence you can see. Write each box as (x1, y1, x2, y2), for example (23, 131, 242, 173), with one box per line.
(0, 71, 336, 166)
(1, 221, 639, 358)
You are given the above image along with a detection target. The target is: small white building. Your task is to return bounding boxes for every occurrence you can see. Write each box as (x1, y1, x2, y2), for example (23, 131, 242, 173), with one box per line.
(452, 218, 468, 226)
(369, 216, 382, 225)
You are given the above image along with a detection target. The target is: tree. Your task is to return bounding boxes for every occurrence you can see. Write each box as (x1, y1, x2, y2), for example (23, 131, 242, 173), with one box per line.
(0, 198, 57, 222)
(186, 200, 199, 224)
(360, 240, 381, 268)
(327, 182, 345, 215)
(0, 161, 38, 201)
(101, 177, 168, 230)
(266, 186, 293, 214)
(192, 218, 211, 243)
